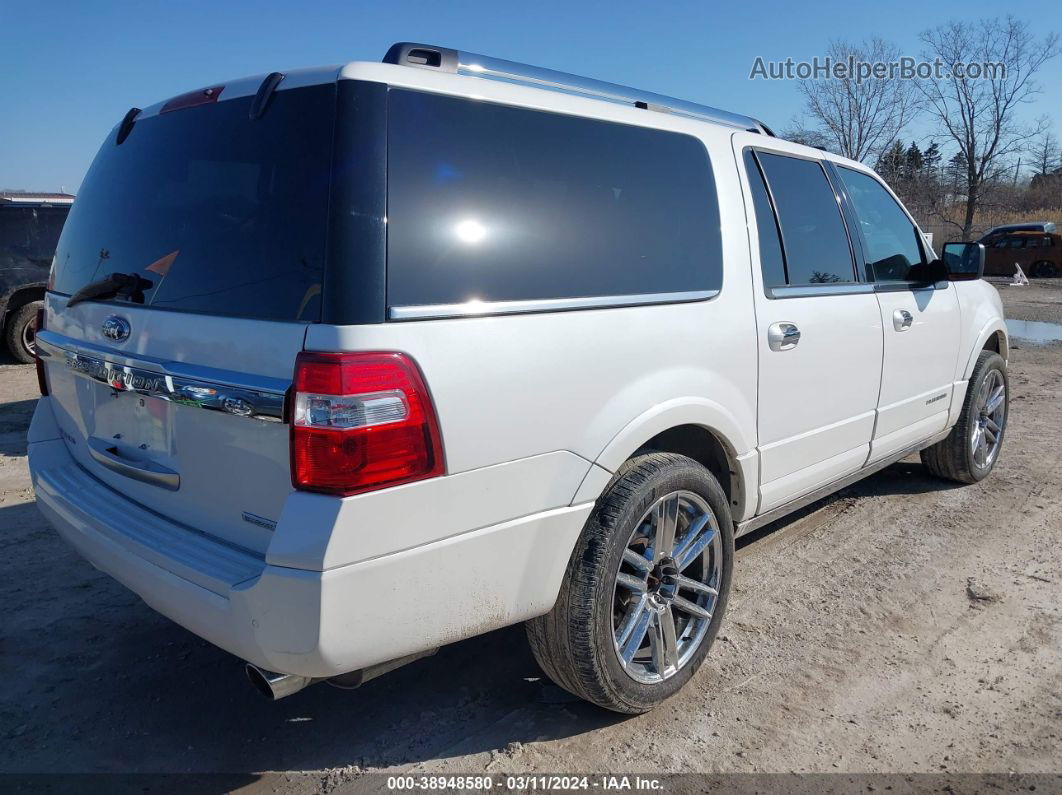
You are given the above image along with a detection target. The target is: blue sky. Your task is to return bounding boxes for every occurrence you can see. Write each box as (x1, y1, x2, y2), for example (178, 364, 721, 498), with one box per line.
(2, 0, 1060, 192)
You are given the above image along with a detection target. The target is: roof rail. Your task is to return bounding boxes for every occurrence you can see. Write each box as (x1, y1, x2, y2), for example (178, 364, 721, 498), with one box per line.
(383, 42, 773, 135)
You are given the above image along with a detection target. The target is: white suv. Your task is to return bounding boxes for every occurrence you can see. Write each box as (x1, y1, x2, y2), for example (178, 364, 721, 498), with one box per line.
(28, 43, 1009, 713)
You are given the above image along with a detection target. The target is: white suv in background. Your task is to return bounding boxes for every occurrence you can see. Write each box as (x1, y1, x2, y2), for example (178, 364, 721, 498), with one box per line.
(28, 43, 1009, 713)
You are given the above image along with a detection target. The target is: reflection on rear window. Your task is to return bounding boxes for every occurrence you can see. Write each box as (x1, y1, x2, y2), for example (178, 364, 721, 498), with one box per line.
(386, 89, 723, 308)
(52, 84, 336, 322)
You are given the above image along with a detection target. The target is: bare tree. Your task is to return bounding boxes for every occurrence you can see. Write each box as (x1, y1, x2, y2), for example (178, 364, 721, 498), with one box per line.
(918, 17, 1060, 239)
(793, 38, 918, 162)
(778, 122, 831, 151)
(1028, 125, 1060, 176)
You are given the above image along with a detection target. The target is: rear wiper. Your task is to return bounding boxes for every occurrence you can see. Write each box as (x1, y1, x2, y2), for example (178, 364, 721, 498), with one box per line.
(66, 272, 154, 309)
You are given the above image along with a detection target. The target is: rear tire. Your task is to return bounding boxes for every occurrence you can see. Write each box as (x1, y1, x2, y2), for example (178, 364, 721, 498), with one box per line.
(5, 301, 42, 364)
(921, 351, 1008, 484)
(526, 452, 733, 713)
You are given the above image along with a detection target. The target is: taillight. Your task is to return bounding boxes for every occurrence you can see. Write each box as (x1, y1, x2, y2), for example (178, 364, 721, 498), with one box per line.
(34, 307, 48, 397)
(290, 352, 444, 496)
(160, 85, 224, 114)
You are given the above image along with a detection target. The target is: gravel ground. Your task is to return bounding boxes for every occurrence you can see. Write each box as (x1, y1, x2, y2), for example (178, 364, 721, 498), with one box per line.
(991, 277, 1062, 324)
(0, 285, 1059, 790)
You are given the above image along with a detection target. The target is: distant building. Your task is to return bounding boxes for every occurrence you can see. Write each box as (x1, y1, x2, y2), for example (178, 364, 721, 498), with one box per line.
(0, 191, 76, 206)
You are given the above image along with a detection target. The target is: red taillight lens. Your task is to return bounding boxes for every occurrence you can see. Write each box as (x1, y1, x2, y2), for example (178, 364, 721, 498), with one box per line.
(290, 352, 444, 496)
(34, 307, 48, 397)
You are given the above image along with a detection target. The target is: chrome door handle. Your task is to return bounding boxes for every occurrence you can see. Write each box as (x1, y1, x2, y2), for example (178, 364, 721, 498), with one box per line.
(893, 309, 914, 331)
(87, 437, 180, 491)
(767, 322, 801, 351)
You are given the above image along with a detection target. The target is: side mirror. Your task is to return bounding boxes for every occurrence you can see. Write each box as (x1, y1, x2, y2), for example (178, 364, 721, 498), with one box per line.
(940, 241, 985, 281)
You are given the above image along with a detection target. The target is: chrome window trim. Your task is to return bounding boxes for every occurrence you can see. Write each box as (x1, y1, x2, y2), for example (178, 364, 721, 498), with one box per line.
(767, 281, 949, 299)
(873, 280, 949, 293)
(388, 290, 719, 321)
(35, 331, 287, 423)
(767, 283, 872, 299)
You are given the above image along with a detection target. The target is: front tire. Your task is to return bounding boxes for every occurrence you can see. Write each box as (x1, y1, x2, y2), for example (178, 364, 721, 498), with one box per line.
(921, 350, 1008, 484)
(526, 452, 734, 713)
(5, 301, 42, 364)
(1031, 260, 1059, 278)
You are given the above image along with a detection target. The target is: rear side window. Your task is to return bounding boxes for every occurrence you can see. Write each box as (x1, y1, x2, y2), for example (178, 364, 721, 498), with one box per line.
(52, 84, 336, 322)
(836, 166, 924, 281)
(755, 152, 855, 285)
(386, 90, 722, 310)
(742, 151, 786, 289)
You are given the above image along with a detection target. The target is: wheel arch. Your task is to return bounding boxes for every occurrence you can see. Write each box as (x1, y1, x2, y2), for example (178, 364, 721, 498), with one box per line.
(2, 283, 46, 322)
(586, 399, 757, 522)
(964, 320, 1008, 379)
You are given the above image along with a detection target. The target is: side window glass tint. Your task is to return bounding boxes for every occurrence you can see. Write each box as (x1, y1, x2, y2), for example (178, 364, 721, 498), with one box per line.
(837, 166, 925, 281)
(386, 89, 723, 308)
(742, 150, 786, 289)
(756, 152, 854, 285)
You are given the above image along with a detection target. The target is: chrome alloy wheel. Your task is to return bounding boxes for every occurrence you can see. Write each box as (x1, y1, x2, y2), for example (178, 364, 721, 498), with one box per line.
(971, 369, 1006, 469)
(22, 317, 36, 357)
(612, 490, 722, 684)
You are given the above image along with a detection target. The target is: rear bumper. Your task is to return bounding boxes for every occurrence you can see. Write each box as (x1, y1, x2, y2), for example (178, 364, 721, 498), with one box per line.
(28, 397, 591, 678)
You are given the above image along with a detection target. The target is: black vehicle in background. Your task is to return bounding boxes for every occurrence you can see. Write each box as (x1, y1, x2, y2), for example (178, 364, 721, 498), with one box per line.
(0, 192, 72, 362)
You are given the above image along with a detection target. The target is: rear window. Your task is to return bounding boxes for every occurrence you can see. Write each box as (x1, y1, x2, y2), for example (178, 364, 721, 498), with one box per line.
(51, 84, 336, 322)
(386, 90, 722, 310)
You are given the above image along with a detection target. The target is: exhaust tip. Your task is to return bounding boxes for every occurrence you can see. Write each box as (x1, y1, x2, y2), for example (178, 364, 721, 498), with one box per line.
(245, 663, 276, 699)
(245, 663, 316, 700)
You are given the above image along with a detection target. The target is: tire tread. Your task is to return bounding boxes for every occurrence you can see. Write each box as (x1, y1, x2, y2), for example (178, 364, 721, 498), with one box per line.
(920, 350, 1006, 484)
(526, 452, 732, 713)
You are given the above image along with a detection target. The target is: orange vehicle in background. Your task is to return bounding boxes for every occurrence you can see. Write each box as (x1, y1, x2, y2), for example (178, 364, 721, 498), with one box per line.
(982, 230, 1061, 278)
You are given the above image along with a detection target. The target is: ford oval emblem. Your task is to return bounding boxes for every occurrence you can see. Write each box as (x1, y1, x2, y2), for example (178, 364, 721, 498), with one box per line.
(101, 315, 131, 343)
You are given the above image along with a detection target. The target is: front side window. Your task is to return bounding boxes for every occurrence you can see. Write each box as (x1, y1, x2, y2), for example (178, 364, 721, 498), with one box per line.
(754, 152, 855, 285)
(386, 90, 723, 309)
(836, 166, 925, 281)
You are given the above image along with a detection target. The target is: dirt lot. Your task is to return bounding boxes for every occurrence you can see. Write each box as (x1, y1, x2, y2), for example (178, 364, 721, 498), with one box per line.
(0, 284, 1060, 790)
(990, 277, 1062, 324)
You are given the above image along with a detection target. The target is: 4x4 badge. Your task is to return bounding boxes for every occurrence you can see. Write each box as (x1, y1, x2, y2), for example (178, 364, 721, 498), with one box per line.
(101, 315, 131, 342)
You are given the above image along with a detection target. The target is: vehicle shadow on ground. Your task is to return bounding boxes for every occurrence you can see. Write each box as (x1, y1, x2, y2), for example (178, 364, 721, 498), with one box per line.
(0, 399, 38, 456)
(0, 495, 622, 774)
(737, 457, 961, 549)
(1, 452, 960, 774)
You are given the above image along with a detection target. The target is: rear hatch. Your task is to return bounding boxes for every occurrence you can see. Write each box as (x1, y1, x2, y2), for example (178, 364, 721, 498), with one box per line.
(38, 78, 338, 554)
